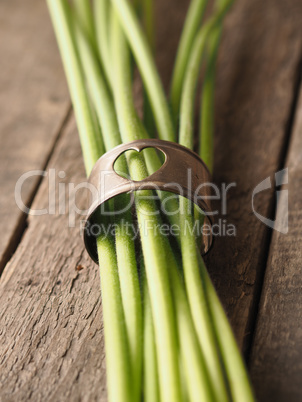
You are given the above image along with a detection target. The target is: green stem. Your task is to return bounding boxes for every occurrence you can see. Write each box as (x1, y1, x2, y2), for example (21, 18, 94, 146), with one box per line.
(165, 244, 215, 402)
(177, 2, 254, 401)
(142, 0, 156, 137)
(106, 0, 182, 234)
(75, 6, 180, 233)
(176, 8, 233, 399)
(196, 13, 254, 402)
(47, 4, 135, 401)
(142, 0, 154, 50)
(73, 0, 98, 56)
(114, 213, 143, 402)
(143, 264, 160, 402)
(97, 235, 132, 402)
(140, 8, 159, 400)
(74, 20, 120, 150)
(46, 0, 103, 175)
(93, 0, 113, 88)
(74, 19, 143, 401)
(170, 0, 209, 121)
(178, 204, 230, 402)
(49, 2, 254, 402)
(111, 0, 175, 142)
(111, 13, 182, 402)
(179, 0, 233, 148)
(198, 19, 252, 401)
(199, 256, 255, 402)
(199, 27, 222, 172)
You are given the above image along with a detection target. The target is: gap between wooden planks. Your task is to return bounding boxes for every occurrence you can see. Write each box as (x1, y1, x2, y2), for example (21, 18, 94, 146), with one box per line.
(0, 0, 70, 274)
(0, 116, 107, 401)
(0, 0, 302, 399)
(249, 79, 302, 402)
(204, 0, 302, 353)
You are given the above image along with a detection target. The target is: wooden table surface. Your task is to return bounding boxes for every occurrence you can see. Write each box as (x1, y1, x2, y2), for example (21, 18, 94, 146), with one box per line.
(0, 0, 301, 401)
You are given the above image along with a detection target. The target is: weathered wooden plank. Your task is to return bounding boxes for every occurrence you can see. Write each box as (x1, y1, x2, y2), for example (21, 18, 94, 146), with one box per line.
(0, 0, 70, 273)
(0, 116, 107, 401)
(0, 0, 302, 399)
(249, 84, 302, 401)
(155, 0, 302, 353)
(202, 0, 302, 352)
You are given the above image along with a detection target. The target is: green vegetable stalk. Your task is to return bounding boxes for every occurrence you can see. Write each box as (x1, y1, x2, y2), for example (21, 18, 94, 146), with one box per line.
(47, 0, 255, 401)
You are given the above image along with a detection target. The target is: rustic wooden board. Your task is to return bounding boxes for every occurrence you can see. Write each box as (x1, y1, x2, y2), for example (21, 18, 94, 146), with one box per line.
(0, 117, 107, 401)
(203, 0, 302, 352)
(249, 85, 302, 401)
(0, 0, 70, 273)
(155, 0, 302, 352)
(0, 0, 302, 399)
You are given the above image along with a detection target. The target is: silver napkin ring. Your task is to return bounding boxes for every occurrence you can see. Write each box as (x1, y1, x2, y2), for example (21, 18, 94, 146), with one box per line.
(83, 139, 213, 263)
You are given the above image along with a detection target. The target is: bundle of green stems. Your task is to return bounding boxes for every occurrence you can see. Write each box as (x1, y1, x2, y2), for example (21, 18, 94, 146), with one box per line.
(47, 0, 255, 401)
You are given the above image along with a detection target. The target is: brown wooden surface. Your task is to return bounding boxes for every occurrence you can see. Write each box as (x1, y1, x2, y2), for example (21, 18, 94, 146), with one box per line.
(0, 0, 302, 400)
(0, 117, 107, 401)
(249, 85, 302, 402)
(206, 0, 302, 353)
(0, 0, 70, 273)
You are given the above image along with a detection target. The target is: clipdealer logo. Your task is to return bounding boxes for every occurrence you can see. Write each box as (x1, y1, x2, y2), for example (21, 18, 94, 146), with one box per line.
(252, 168, 288, 234)
(14, 168, 289, 236)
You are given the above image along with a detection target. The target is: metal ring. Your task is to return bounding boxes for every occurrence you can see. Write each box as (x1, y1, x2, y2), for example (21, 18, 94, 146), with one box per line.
(83, 139, 213, 263)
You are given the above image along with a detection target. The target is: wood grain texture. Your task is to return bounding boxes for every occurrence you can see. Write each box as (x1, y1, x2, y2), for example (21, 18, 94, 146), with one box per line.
(0, 117, 106, 402)
(203, 0, 302, 352)
(0, 0, 70, 272)
(0, 0, 302, 400)
(249, 85, 302, 402)
(154, 0, 302, 353)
